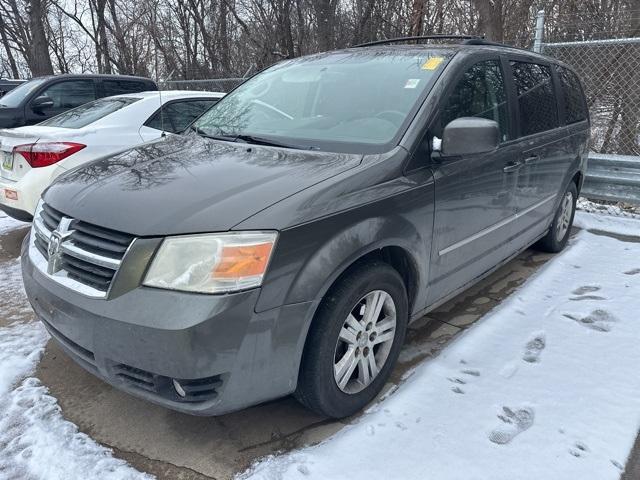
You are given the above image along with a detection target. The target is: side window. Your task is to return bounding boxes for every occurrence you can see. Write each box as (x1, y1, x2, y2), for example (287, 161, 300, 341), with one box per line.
(103, 80, 147, 97)
(39, 80, 96, 109)
(555, 66, 588, 124)
(510, 61, 558, 136)
(145, 100, 219, 133)
(440, 59, 509, 142)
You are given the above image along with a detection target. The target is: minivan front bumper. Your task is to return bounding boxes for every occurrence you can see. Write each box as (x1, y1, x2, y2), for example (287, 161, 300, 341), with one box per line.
(21, 236, 316, 415)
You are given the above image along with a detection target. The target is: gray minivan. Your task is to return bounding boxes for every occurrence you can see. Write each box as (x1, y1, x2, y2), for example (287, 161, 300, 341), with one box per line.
(21, 37, 589, 418)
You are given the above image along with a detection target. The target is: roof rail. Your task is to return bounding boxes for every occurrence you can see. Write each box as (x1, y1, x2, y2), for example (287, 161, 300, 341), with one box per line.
(353, 35, 483, 48)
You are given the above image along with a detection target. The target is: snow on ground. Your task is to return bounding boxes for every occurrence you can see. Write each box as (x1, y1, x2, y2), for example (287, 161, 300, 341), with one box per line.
(575, 210, 640, 236)
(243, 226, 640, 480)
(0, 212, 27, 236)
(0, 218, 152, 480)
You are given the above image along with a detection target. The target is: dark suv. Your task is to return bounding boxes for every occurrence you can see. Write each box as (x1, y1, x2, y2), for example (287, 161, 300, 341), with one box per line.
(0, 74, 157, 128)
(21, 37, 589, 418)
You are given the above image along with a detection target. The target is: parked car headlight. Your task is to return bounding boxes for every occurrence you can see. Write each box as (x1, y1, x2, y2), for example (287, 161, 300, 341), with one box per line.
(143, 232, 277, 293)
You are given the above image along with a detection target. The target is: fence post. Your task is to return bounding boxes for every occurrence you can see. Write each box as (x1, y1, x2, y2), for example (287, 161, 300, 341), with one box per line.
(533, 10, 545, 53)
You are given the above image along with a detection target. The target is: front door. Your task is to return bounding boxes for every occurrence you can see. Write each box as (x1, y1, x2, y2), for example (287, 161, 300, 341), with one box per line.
(426, 57, 520, 305)
(24, 79, 97, 125)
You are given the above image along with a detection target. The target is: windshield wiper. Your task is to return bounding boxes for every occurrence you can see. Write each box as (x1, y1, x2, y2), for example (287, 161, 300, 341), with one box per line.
(191, 127, 316, 151)
(189, 125, 237, 141)
(233, 134, 313, 150)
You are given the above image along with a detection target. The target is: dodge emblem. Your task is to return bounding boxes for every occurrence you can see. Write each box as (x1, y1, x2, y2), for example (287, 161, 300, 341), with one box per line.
(47, 217, 74, 275)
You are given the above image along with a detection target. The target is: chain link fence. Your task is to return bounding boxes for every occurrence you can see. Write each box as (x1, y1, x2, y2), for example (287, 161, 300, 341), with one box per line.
(542, 37, 640, 218)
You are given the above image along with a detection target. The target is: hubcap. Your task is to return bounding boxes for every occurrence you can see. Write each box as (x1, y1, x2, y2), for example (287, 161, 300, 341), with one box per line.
(333, 290, 397, 394)
(555, 191, 574, 242)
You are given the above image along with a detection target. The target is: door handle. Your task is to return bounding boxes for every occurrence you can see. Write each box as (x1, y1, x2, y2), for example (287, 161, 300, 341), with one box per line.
(524, 155, 539, 165)
(503, 161, 523, 173)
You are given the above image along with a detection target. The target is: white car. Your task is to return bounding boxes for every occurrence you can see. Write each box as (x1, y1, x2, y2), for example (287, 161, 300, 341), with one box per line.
(0, 90, 223, 220)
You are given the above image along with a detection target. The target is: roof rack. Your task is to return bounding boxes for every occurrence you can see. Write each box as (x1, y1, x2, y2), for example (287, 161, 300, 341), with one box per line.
(353, 35, 483, 48)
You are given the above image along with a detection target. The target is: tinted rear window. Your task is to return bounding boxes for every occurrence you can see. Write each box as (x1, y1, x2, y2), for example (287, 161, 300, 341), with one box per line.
(511, 61, 559, 136)
(556, 66, 588, 124)
(103, 79, 149, 97)
(40, 97, 140, 128)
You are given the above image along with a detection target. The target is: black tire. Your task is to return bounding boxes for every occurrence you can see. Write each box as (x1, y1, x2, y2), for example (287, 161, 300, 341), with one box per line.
(295, 261, 408, 418)
(536, 181, 578, 253)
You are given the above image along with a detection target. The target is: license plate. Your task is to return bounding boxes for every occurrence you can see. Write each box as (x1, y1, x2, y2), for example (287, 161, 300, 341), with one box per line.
(1, 152, 13, 171)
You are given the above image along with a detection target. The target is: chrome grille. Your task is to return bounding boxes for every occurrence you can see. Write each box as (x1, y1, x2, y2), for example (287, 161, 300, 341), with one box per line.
(29, 201, 135, 298)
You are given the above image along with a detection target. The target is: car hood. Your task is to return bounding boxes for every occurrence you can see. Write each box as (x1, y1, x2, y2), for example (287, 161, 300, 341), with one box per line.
(44, 134, 363, 236)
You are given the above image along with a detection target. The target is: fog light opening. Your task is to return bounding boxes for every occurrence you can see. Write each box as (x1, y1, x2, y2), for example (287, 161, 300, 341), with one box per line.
(172, 379, 186, 398)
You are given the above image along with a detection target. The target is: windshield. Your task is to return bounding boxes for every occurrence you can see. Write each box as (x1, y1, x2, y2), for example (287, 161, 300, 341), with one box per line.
(39, 97, 141, 129)
(192, 50, 452, 153)
(0, 77, 47, 108)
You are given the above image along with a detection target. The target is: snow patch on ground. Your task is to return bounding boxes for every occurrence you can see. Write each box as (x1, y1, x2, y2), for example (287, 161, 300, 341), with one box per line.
(575, 210, 640, 235)
(0, 213, 27, 235)
(242, 227, 640, 480)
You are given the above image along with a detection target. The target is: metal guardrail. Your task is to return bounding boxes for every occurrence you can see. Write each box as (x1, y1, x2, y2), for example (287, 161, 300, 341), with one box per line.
(583, 153, 640, 205)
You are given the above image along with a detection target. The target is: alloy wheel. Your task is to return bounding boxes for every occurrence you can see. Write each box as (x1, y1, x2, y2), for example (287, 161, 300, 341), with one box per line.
(555, 191, 574, 242)
(333, 290, 397, 394)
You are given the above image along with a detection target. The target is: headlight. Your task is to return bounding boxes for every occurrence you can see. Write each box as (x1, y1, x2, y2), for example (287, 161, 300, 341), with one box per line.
(143, 232, 277, 293)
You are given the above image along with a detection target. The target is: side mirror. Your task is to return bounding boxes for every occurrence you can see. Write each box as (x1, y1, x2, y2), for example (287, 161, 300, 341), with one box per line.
(31, 95, 54, 111)
(435, 117, 500, 157)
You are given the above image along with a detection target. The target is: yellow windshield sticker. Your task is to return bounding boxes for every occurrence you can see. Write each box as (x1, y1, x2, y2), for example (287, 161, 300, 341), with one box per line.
(422, 57, 444, 70)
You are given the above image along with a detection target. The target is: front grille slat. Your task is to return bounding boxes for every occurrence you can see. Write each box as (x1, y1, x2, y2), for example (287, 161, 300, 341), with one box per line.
(62, 262, 113, 290)
(71, 231, 129, 256)
(61, 254, 116, 279)
(33, 202, 135, 296)
(73, 221, 134, 247)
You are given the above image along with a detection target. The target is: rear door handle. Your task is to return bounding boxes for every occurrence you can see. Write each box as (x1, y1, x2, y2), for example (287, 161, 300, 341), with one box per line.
(503, 161, 523, 173)
(524, 155, 539, 165)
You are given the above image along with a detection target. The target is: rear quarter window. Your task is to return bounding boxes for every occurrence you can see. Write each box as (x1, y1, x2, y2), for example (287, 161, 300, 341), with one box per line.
(103, 79, 149, 97)
(145, 99, 219, 133)
(555, 66, 588, 124)
(510, 61, 559, 136)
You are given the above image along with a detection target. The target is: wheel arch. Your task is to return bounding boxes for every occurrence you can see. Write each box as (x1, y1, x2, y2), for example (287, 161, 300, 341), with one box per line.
(263, 214, 430, 392)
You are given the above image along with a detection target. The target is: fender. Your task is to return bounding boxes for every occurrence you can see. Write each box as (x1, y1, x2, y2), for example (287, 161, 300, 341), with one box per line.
(256, 190, 433, 314)
(259, 211, 431, 392)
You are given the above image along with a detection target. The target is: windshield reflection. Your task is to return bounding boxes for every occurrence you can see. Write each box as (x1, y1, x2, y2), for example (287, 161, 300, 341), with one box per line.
(193, 49, 452, 153)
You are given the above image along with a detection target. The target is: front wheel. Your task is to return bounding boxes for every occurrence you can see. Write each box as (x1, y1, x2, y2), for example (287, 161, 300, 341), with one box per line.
(536, 182, 578, 253)
(295, 261, 408, 418)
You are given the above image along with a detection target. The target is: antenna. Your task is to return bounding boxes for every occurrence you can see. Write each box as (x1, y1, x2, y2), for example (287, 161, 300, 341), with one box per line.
(158, 88, 166, 137)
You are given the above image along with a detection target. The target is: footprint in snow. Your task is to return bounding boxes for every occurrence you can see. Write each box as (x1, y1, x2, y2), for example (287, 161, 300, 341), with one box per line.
(569, 441, 589, 458)
(624, 268, 640, 276)
(488, 406, 535, 445)
(563, 309, 617, 332)
(611, 459, 624, 470)
(448, 365, 481, 394)
(570, 285, 606, 301)
(522, 331, 546, 363)
(572, 285, 600, 295)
